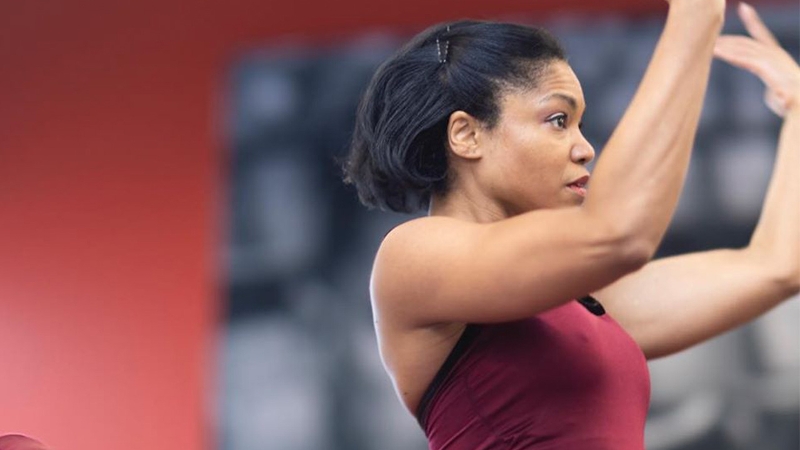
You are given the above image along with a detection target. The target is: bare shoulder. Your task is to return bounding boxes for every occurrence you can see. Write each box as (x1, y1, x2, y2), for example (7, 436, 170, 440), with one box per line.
(371, 216, 481, 327)
(379, 216, 480, 254)
(376, 216, 484, 269)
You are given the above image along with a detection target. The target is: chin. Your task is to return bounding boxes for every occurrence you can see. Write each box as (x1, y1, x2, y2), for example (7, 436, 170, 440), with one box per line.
(554, 196, 584, 208)
(561, 189, 586, 207)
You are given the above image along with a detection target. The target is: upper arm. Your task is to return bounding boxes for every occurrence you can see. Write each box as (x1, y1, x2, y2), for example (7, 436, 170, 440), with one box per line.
(371, 209, 649, 327)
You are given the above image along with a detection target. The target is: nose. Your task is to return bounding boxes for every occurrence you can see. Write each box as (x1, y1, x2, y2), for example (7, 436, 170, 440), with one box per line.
(571, 132, 595, 165)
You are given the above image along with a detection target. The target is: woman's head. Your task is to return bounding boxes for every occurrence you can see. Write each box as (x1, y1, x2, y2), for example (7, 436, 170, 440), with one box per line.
(343, 20, 569, 213)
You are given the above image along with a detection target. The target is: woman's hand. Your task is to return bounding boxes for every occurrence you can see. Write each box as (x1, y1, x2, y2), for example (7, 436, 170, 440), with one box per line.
(714, 2, 800, 117)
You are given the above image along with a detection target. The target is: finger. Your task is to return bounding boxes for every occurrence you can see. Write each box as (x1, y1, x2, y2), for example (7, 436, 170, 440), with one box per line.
(714, 48, 761, 76)
(714, 36, 765, 63)
(715, 35, 763, 51)
(764, 90, 787, 117)
(714, 43, 789, 116)
(739, 2, 780, 47)
(714, 40, 794, 108)
(714, 46, 764, 76)
(714, 37, 769, 76)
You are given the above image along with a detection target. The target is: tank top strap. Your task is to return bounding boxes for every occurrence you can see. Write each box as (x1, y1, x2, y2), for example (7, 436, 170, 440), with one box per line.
(415, 324, 482, 429)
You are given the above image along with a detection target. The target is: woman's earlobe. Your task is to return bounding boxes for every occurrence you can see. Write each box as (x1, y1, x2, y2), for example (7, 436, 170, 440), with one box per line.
(447, 111, 483, 160)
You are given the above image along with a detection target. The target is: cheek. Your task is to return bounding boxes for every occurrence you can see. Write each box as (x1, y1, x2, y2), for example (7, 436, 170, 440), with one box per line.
(488, 125, 564, 192)
(497, 150, 541, 188)
(496, 127, 542, 168)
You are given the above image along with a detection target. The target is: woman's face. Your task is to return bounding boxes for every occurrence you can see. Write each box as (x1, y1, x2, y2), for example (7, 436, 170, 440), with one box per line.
(478, 60, 594, 215)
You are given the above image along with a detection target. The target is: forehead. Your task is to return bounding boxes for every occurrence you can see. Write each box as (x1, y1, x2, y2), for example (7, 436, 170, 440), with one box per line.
(500, 61, 585, 111)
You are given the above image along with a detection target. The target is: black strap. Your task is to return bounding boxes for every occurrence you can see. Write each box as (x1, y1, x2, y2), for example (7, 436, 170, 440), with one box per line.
(415, 324, 482, 430)
(578, 295, 606, 316)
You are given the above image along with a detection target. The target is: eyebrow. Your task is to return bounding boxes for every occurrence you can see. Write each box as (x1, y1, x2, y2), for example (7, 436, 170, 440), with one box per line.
(539, 93, 580, 111)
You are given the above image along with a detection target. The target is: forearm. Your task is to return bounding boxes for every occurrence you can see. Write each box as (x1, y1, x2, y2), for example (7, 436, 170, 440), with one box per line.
(748, 108, 800, 291)
(599, 248, 795, 359)
(620, 112, 800, 356)
(596, 2, 800, 360)
(584, 0, 723, 251)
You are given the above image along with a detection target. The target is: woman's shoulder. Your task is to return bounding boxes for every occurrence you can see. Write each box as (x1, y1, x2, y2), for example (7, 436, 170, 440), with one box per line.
(377, 216, 484, 268)
(372, 215, 492, 304)
(383, 215, 480, 245)
(372, 217, 472, 309)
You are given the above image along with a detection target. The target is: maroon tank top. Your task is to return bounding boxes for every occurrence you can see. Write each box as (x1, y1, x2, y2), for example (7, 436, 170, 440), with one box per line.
(416, 297, 650, 450)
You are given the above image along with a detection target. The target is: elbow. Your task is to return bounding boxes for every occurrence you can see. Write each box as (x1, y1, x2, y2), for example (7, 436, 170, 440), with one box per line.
(598, 220, 656, 275)
(616, 235, 654, 273)
(765, 266, 800, 301)
(582, 201, 658, 275)
(744, 245, 800, 298)
(779, 253, 800, 296)
(776, 270, 800, 298)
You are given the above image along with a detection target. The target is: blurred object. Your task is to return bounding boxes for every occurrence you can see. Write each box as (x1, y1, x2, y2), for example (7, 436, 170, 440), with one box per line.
(0, 435, 50, 450)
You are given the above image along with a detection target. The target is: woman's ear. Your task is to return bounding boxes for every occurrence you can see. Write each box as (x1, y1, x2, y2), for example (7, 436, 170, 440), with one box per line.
(447, 111, 484, 160)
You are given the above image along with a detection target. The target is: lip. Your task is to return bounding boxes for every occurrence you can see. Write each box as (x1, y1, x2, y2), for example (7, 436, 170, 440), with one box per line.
(566, 175, 590, 197)
(567, 175, 590, 187)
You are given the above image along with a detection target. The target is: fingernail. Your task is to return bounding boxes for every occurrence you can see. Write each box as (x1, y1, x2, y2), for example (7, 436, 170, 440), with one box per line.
(740, 2, 753, 12)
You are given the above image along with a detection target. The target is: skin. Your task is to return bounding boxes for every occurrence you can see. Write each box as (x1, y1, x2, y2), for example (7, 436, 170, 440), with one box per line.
(370, 0, 798, 417)
(437, 61, 593, 221)
(595, 2, 800, 358)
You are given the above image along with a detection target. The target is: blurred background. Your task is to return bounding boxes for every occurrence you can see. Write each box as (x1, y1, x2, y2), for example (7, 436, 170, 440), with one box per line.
(0, 1, 797, 450)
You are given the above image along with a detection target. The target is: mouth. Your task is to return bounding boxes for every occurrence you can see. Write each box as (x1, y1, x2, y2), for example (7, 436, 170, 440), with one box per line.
(566, 175, 590, 197)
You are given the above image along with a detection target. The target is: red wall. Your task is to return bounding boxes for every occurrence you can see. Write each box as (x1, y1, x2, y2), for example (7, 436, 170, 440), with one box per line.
(0, 1, 786, 449)
(0, 3, 223, 449)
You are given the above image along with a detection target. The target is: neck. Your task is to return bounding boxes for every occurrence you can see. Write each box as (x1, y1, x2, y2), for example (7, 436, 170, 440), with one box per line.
(428, 186, 509, 223)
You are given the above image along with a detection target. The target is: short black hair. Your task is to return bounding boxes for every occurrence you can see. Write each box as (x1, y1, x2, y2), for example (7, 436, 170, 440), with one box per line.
(343, 20, 567, 213)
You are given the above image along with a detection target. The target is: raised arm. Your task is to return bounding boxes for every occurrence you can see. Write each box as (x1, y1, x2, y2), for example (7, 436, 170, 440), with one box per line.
(594, 3, 799, 359)
(374, 0, 726, 326)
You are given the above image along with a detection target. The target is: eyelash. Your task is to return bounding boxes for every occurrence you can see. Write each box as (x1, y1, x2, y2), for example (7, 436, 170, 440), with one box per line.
(547, 113, 584, 130)
(547, 113, 569, 129)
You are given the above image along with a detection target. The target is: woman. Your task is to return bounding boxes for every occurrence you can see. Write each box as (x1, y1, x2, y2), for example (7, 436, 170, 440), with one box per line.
(343, 1, 799, 448)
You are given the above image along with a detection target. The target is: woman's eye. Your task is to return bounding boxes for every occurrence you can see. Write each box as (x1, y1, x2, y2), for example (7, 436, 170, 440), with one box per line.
(548, 114, 568, 129)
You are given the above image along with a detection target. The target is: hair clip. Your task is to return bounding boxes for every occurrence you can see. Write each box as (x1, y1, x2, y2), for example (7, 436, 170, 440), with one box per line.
(436, 25, 451, 64)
